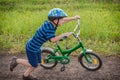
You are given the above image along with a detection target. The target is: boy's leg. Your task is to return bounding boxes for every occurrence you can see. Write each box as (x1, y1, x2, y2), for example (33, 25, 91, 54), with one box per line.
(16, 59, 31, 67)
(10, 58, 32, 71)
(22, 51, 40, 80)
(24, 67, 35, 77)
(16, 58, 38, 80)
(10, 57, 38, 80)
(10, 50, 41, 80)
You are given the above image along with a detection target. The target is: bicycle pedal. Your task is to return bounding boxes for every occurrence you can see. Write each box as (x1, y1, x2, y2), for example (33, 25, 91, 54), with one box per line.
(60, 66, 65, 72)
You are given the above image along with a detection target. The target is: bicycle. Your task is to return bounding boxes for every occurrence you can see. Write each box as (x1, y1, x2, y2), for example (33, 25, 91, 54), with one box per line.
(41, 18, 102, 71)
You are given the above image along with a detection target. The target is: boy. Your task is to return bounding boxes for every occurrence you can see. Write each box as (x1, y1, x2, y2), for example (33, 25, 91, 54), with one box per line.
(10, 8, 80, 80)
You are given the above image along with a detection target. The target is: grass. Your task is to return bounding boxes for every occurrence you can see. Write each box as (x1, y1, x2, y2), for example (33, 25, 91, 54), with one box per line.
(0, 0, 120, 55)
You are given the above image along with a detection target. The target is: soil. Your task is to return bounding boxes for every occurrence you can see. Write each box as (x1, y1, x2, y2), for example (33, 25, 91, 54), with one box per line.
(0, 53, 120, 80)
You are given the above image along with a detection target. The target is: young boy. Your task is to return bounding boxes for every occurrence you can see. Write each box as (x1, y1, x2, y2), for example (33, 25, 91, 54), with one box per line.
(10, 8, 80, 80)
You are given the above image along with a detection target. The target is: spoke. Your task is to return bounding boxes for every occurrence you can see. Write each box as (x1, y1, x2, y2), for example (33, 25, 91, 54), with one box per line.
(42, 52, 55, 66)
(82, 54, 99, 69)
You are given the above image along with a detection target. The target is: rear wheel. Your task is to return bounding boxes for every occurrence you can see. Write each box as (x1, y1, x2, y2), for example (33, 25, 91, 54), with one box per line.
(40, 48, 58, 69)
(78, 52, 102, 71)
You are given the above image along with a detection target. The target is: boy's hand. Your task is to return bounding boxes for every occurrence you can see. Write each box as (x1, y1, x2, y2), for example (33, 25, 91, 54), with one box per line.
(74, 15, 80, 20)
(50, 32, 73, 42)
(62, 32, 73, 38)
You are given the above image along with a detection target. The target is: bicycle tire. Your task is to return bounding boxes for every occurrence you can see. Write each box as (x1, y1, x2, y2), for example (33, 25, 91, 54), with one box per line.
(78, 52, 102, 71)
(40, 48, 58, 69)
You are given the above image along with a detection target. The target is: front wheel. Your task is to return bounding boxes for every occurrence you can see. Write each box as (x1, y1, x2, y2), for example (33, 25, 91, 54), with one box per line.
(78, 52, 102, 71)
(40, 48, 58, 69)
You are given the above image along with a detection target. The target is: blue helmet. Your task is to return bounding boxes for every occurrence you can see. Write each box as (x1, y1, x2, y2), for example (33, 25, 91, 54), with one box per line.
(48, 8, 67, 21)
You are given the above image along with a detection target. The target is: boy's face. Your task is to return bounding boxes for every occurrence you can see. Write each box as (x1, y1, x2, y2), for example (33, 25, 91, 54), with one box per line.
(54, 18, 64, 26)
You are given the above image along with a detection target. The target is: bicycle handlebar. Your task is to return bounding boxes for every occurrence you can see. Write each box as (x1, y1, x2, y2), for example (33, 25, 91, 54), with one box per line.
(57, 18, 81, 42)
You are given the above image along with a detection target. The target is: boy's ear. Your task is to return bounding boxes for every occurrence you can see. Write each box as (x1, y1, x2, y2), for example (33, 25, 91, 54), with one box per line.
(53, 19, 57, 21)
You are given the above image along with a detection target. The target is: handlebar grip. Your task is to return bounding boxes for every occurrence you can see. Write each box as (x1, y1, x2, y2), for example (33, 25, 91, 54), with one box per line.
(63, 36, 67, 39)
(59, 36, 67, 41)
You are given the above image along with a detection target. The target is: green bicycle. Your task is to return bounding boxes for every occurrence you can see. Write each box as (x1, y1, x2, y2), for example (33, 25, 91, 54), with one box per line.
(41, 18, 102, 71)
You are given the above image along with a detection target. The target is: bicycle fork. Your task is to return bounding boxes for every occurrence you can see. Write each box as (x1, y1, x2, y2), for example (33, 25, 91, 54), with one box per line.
(80, 42, 93, 64)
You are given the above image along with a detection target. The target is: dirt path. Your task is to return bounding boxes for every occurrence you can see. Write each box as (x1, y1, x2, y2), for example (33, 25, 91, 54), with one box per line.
(0, 53, 120, 80)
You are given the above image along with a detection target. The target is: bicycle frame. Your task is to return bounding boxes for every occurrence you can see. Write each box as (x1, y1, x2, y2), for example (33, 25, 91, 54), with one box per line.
(55, 40, 86, 57)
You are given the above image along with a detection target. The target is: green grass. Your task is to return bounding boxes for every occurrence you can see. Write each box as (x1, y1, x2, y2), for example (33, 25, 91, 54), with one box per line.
(0, 0, 120, 55)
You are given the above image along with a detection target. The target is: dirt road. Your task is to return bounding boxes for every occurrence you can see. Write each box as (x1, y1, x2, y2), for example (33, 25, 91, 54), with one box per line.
(0, 53, 120, 80)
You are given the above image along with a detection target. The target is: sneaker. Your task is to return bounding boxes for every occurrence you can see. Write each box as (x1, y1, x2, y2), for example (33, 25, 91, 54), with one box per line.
(10, 56, 18, 71)
(23, 75, 38, 80)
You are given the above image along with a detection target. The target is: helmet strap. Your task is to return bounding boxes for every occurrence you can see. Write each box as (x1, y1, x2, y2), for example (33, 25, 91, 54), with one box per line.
(52, 19, 59, 27)
(56, 19, 59, 27)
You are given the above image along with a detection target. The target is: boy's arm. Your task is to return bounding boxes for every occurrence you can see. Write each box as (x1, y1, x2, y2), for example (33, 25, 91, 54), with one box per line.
(50, 32, 72, 42)
(50, 15, 80, 42)
(62, 15, 80, 24)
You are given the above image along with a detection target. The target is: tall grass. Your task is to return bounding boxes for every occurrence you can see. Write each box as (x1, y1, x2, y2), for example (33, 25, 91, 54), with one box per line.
(0, 0, 120, 55)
